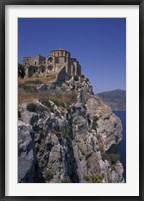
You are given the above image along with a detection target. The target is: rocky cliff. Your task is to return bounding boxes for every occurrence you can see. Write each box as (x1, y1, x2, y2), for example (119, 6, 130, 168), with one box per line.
(18, 74, 124, 183)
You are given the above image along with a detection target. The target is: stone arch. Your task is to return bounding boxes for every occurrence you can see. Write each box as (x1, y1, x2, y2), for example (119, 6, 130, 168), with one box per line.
(48, 57, 53, 63)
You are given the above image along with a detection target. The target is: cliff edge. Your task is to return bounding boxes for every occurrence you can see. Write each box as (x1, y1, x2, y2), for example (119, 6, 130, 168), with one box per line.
(18, 73, 124, 183)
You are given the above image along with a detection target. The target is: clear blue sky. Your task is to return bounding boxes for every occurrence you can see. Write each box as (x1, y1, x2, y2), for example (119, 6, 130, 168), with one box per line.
(18, 18, 126, 94)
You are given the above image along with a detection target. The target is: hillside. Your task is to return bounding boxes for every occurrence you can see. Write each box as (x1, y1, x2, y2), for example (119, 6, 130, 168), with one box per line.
(97, 89, 126, 111)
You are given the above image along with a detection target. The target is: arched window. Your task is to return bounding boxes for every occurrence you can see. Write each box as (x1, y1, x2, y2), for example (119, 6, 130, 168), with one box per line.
(48, 57, 53, 62)
(73, 66, 75, 76)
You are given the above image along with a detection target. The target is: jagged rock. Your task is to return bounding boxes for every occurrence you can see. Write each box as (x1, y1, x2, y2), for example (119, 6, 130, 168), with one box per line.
(21, 111, 38, 125)
(18, 75, 124, 183)
(18, 121, 35, 182)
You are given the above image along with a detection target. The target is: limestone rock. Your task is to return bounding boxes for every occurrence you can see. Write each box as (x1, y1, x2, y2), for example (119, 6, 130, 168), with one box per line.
(18, 75, 124, 183)
(18, 121, 35, 182)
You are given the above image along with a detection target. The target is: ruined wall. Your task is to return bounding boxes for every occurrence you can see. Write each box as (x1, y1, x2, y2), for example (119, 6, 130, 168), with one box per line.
(22, 55, 46, 67)
(22, 49, 81, 77)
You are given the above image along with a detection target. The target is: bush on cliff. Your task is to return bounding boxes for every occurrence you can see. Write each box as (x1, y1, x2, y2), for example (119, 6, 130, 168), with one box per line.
(84, 171, 103, 183)
(44, 169, 54, 181)
(109, 153, 119, 164)
(26, 103, 36, 112)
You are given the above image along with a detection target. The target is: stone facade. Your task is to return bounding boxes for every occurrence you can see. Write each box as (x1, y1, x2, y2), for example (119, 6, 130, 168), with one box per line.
(22, 48, 81, 77)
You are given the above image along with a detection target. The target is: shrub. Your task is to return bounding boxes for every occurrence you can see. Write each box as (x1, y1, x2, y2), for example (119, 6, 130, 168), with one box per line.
(53, 124, 60, 132)
(63, 130, 69, 138)
(53, 124, 61, 139)
(109, 153, 119, 164)
(61, 177, 71, 183)
(26, 103, 36, 112)
(18, 83, 37, 93)
(25, 80, 43, 85)
(84, 172, 103, 183)
(44, 169, 54, 181)
(92, 116, 98, 130)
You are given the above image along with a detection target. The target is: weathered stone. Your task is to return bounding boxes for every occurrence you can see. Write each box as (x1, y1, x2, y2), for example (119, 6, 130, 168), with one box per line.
(18, 121, 35, 183)
(22, 49, 81, 78)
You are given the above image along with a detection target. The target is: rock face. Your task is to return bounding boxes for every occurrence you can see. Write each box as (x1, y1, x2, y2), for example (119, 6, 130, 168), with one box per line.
(18, 121, 35, 182)
(18, 74, 124, 183)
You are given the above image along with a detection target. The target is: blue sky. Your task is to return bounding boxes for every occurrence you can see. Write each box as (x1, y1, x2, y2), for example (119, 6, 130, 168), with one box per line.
(18, 18, 126, 93)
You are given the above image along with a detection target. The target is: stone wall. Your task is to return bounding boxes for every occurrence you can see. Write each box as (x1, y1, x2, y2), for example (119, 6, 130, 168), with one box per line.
(22, 49, 81, 77)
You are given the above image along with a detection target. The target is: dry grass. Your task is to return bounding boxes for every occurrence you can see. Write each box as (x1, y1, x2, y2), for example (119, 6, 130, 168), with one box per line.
(38, 90, 77, 108)
(18, 75, 77, 107)
(18, 75, 56, 104)
(18, 75, 56, 85)
(18, 88, 38, 104)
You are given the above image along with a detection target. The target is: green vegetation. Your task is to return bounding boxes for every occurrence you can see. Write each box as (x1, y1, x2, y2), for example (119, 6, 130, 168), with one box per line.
(67, 153, 71, 160)
(109, 153, 119, 164)
(53, 124, 61, 139)
(26, 103, 36, 112)
(61, 177, 71, 183)
(53, 124, 60, 132)
(63, 130, 69, 138)
(92, 116, 99, 130)
(84, 172, 103, 183)
(44, 169, 54, 181)
(18, 83, 37, 93)
(25, 80, 43, 85)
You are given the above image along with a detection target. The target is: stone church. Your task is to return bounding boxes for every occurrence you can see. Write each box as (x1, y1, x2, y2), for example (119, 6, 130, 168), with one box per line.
(22, 48, 81, 77)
